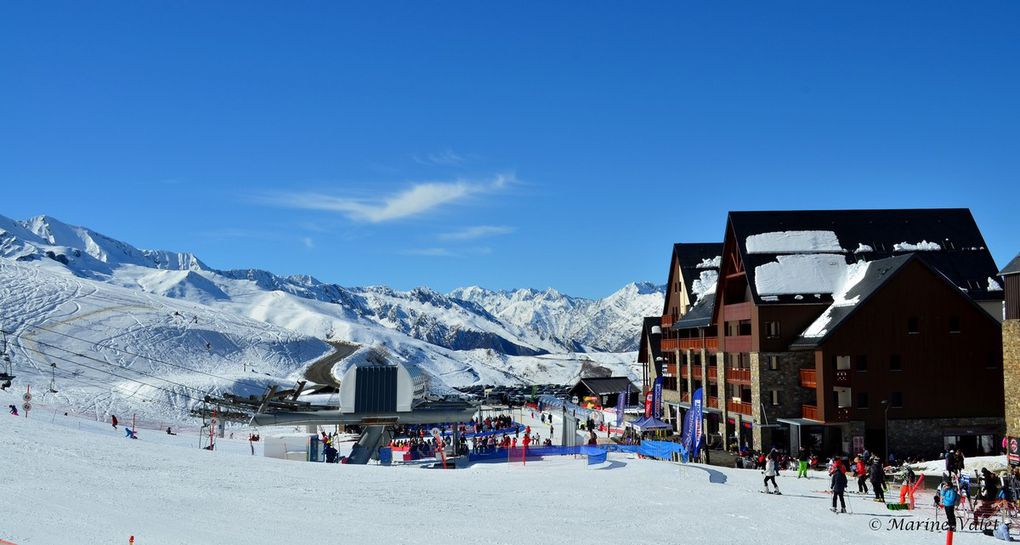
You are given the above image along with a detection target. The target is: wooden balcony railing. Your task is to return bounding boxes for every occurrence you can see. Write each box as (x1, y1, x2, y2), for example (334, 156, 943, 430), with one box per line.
(681, 391, 690, 403)
(661, 338, 679, 352)
(725, 367, 751, 383)
(675, 337, 721, 352)
(692, 365, 704, 378)
(661, 315, 674, 328)
(708, 396, 719, 409)
(727, 400, 752, 415)
(680, 365, 689, 379)
(802, 404, 820, 421)
(705, 337, 719, 352)
(799, 368, 817, 389)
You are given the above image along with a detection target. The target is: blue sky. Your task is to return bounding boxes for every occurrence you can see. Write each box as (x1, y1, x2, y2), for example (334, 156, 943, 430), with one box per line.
(1, 2, 1018, 298)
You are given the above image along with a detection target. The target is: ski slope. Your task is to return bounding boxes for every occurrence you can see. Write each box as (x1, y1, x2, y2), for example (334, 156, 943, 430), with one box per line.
(0, 259, 332, 421)
(0, 409, 1000, 545)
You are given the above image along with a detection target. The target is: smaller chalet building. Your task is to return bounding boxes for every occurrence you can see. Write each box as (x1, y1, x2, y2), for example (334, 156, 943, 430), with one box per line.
(567, 377, 639, 409)
(642, 209, 1006, 458)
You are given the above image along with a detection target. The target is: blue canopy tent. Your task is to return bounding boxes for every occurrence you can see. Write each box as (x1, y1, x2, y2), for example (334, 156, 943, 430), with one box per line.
(627, 416, 673, 433)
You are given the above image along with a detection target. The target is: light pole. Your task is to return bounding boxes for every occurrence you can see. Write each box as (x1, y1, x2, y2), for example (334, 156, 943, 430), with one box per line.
(881, 399, 890, 462)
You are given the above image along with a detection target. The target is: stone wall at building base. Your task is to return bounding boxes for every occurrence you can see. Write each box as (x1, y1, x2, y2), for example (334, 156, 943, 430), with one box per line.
(1004, 319, 1020, 437)
(888, 417, 1004, 459)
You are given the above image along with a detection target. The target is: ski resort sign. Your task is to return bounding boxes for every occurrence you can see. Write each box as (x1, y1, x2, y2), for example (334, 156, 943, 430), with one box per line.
(1009, 436, 1019, 467)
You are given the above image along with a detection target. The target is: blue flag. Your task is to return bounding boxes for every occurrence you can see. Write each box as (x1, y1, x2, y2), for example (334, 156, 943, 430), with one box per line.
(652, 377, 663, 419)
(682, 388, 704, 455)
(616, 389, 625, 427)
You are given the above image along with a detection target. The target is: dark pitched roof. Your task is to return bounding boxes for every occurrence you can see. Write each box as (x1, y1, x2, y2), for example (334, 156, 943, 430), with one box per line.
(1001, 254, 1020, 277)
(671, 298, 715, 330)
(790, 254, 998, 349)
(664, 242, 724, 315)
(637, 316, 663, 363)
(573, 377, 639, 395)
(727, 209, 1002, 306)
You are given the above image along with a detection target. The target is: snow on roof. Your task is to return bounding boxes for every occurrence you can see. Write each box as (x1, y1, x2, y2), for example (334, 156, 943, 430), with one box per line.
(798, 261, 871, 338)
(893, 240, 941, 252)
(853, 243, 873, 254)
(696, 256, 721, 269)
(754, 254, 852, 296)
(745, 231, 843, 254)
(988, 277, 1003, 292)
(690, 269, 718, 303)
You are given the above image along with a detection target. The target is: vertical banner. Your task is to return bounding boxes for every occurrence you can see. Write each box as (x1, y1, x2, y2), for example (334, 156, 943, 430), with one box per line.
(616, 389, 625, 427)
(644, 391, 653, 417)
(682, 388, 704, 455)
(652, 377, 663, 419)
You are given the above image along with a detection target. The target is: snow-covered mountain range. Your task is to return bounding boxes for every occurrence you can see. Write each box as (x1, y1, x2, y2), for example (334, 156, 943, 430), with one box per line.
(0, 214, 661, 419)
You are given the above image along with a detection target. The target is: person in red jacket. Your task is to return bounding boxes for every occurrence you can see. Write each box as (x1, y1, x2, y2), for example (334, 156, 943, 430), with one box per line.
(111, 415, 119, 429)
(854, 456, 869, 494)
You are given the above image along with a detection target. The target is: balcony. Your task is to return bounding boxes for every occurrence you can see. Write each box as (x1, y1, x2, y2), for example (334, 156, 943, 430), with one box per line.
(725, 367, 751, 383)
(727, 399, 752, 415)
(692, 364, 704, 378)
(661, 315, 674, 328)
(799, 368, 817, 389)
(677, 336, 720, 352)
(661, 338, 679, 352)
(708, 396, 719, 409)
(802, 404, 820, 421)
(708, 365, 719, 382)
(705, 337, 719, 352)
(722, 302, 752, 321)
(680, 365, 689, 379)
(681, 391, 690, 403)
(724, 335, 752, 353)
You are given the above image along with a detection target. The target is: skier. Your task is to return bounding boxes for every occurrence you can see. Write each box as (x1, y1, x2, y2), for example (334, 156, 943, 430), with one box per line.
(830, 457, 848, 513)
(124, 427, 137, 439)
(797, 447, 809, 478)
(166, 427, 176, 436)
(8, 404, 18, 416)
(869, 457, 886, 502)
(763, 450, 781, 494)
(854, 456, 869, 494)
(111, 415, 119, 430)
(941, 479, 960, 531)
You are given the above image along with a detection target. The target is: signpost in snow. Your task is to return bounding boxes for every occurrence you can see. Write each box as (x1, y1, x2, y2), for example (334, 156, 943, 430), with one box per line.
(23, 385, 31, 418)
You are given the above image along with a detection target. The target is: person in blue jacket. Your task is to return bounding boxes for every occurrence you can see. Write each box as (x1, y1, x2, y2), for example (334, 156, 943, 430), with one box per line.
(941, 480, 960, 531)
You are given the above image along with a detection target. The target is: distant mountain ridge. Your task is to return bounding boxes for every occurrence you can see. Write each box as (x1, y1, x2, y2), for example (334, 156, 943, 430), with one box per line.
(0, 213, 663, 357)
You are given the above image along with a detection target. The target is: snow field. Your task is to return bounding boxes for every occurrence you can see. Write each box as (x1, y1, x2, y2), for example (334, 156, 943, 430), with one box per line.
(0, 408, 1000, 545)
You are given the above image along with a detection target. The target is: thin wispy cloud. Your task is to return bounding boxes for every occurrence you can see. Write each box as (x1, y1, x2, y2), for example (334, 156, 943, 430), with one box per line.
(412, 149, 468, 167)
(438, 225, 515, 241)
(402, 247, 459, 257)
(261, 174, 513, 223)
(302, 237, 315, 249)
(400, 246, 493, 258)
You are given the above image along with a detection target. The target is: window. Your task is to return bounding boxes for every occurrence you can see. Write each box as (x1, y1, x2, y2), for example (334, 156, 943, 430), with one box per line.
(890, 354, 902, 371)
(949, 317, 961, 334)
(856, 355, 868, 372)
(770, 390, 781, 406)
(738, 320, 752, 336)
(836, 355, 852, 370)
(857, 392, 869, 409)
(907, 317, 919, 334)
(891, 392, 903, 408)
(768, 356, 779, 371)
(765, 321, 781, 339)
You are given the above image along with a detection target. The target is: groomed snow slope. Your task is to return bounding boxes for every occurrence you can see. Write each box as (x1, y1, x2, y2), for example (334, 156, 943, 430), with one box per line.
(0, 259, 332, 420)
(0, 412, 993, 545)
